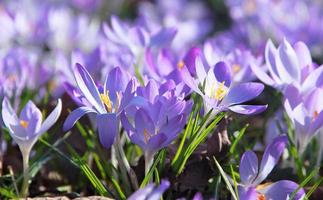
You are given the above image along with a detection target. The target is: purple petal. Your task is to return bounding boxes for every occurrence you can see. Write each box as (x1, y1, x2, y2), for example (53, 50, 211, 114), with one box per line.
(150, 27, 177, 48)
(37, 99, 62, 135)
(258, 180, 305, 200)
(180, 66, 203, 96)
(222, 82, 264, 106)
(239, 151, 259, 185)
(2, 97, 19, 133)
(294, 41, 312, 68)
(96, 113, 118, 149)
(276, 39, 301, 83)
(63, 106, 96, 131)
(238, 186, 258, 200)
(213, 61, 231, 87)
(254, 135, 288, 185)
(250, 62, 275, 86)
(128, 184, 155, 200)
(229, 105, 268, 115)
(147, 132, 168, 153)
(20, 101, 42, 134)
(104, 67, 129, 102)
(310, 111, 323, 134)
(301, 66, 323, 94)
(183, 47, 201, 76)
(195, 56, 207, 84)
(265, 40, 281, 84)
(74, 63, 105, 113)
(146, 179, 170, 199)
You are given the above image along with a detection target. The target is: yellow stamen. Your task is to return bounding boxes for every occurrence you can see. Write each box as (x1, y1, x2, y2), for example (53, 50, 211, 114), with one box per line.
(20, 120, 29, 129)
(143, 129, 151, 144)
(213, 82, 227, 100)
(100, 92, 112, 113)
(314, 111, 319, 119)
(177, 61, 185, 70)
(232, 64, 241, 73)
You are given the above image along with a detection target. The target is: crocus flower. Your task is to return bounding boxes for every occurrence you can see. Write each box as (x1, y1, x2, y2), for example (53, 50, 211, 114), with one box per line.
(128, 179, 170, 200)
(63, 63, 132, 149)
(251, 39, 323, 93)
(284, 85, 323, 154)
(101, 15, 177, 74)
(203, 41, 263, 83)
(1, 97, 62, 197)
(181, 57, 267, 116)
(237, 135, 305, 200)
(121, 80, 192, 173)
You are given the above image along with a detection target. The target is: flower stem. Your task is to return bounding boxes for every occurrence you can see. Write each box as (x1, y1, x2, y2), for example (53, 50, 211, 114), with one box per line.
(20, 151, 30, 198)
(144, 152, 154, 176)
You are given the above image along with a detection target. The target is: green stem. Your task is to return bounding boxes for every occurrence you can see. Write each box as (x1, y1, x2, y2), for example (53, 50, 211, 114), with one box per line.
(144, 152, 154, 176)
(20, 151, 30, 198)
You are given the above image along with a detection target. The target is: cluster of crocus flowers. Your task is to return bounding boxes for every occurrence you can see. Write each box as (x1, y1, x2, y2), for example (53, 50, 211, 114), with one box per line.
(121, 80, 192, 173)
(236, 135, 305, 200)
(181, 57, 267, 116)
(251, 39, 323, 92)
(1, 98, 62, 197)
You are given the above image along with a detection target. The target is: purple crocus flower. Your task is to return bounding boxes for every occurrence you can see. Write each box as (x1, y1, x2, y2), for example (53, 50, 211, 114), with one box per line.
(1, 98, 62, 197)
(63, 63, 132, 149)
(121, 80, 192, 154)
(251, 39, 323, 92)
(2, 98, 62, 157)
(101, 15, 177, 74)
(128, 179, 170, 200)
(203, 41, 263, 83)
(121, 80, 192, 172)
(237, 135, 305, 200)
(181, 57, 267, 115)
(284, 85, 323, 154)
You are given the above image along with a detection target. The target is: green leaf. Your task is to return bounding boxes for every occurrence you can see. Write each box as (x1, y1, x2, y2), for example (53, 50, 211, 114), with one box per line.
(65, 143, 113, 198)
(213, 157, 238, 200)
(140, 149, 165, 188)
(175, 112, 225, 175)
(305, 177, 323, 199)
(229, 124, 249, 155)
(289, 168, 319, 200)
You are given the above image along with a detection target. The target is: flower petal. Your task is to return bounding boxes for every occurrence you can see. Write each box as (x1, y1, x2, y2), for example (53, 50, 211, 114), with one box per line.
(254, 135, 288, 185)
(276, 39, 301, 83)
(74, 63, 105, 113)
(20, 100, 42, 134)
(2, 97, 18, 133)
(239, 151, 259, 185)
(63, 106, 96, 131)
(96, 113, 118, 149)
(37, 99, 62, 135)
(228, 105, 267, 115)
(222, 82, 264, 106)
(250, 62, 275, 86)
(258, 180, 305, 200)
(213, 61, 231, 87)
(238, 186, 258, 200)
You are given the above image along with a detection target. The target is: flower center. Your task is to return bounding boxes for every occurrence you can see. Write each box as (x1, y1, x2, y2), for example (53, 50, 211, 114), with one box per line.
(177, 61, 185, 70)
(314, 110, 319, 119)
(232, 64, 241, 73)
(20, 120, 29, 129)
(143, 129, 152, 144)
(211, 82, 228, 100)
(100, 92, 112, 113)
